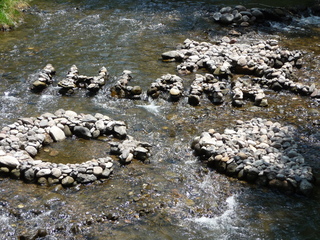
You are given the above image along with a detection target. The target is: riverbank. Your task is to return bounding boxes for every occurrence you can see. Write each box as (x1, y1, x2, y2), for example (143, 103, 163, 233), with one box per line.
(0, 0, 29, 30)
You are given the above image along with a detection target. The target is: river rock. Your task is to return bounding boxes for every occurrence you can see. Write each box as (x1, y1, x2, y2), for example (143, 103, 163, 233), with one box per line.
(0, 110, 152, 187)
(30, 64, 55, 92)
(161, 50, 183, 61)
(49, 126, 66, 142)
(60, 176, 74, 187)
(192, 118, 315, 195)
(76, 173, 97, 183)
(0, 155, 20, 168)
(73, 126, 92, 139)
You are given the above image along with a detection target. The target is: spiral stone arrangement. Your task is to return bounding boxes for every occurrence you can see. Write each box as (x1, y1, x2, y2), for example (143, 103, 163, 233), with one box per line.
(0, 110, 151, 187)
(191, 118, 315, 195)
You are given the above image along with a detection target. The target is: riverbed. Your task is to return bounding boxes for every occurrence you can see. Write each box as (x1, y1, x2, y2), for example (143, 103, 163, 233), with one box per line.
(0, 0, 320, 239)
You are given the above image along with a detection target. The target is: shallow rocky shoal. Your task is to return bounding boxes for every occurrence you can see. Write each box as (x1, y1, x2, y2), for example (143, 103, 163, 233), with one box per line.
(191, 118, 315, 196)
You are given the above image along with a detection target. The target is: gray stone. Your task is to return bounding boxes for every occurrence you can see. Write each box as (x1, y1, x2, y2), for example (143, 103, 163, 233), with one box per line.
(49, 126, 66, 142)
(101, 168, 112, 178)
(161, 51, 183, 61)
(299, 179, 313, 196)
(51, 168, 62, 178)
(61, 176, 75, 186)
(113, 125, 127, 139)
(64, 110, 78, 118)
(0, 156, 20, 168)
(76, 173, 97, 183)
(25, 146, 38, 157)
(36, 168, 51, 177)
(24, 168, 36, 182)
(73, 126, 92, 139)
(93, 166, 103, 175)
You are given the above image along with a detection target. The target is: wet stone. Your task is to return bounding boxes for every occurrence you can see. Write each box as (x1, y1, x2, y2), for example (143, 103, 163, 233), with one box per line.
(192, 118, 314, 195)
(0, 110, 152, 187)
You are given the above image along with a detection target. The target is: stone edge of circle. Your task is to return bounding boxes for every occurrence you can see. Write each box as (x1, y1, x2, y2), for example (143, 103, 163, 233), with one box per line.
(0, 109, 132, 187)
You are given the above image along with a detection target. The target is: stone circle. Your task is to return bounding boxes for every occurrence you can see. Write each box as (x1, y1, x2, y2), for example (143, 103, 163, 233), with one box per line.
(0, 110, 152, 187)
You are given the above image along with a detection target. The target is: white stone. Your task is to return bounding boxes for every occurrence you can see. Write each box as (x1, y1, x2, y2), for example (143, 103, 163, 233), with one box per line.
(0, 156, 20, 168)
(49, 126, 66, 142)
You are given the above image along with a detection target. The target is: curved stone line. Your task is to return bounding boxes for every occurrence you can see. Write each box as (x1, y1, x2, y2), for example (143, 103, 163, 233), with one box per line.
(191, 118, 315, 196)
(0, 109, 151, 187)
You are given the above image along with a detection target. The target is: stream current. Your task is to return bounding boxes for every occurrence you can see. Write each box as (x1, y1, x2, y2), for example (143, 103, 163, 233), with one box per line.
(0, 0, 320, 239)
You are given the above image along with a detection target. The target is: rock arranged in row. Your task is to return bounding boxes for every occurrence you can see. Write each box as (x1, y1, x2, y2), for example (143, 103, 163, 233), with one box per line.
(147, 74, 184, 101)
(30, 64, 56, 92)
(162, 38, 319, 99)
(57, 65, 109, 94)
(212, 5, 265, 27)
(0, 110, 152, 186)
(191, 118, 314, 195)
(211, 5, 300, 27)
(110, 70, 142, 99)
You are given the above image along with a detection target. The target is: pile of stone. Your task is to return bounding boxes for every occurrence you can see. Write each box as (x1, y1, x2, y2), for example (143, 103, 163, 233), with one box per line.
(110, 137, 152, 164)
(58, 65, 108, 94)
(232, 77, 268, 107)
(110, 70, 142, 99)
(0, 110, 152, 186)
(162, 39, 319, 99)
(188, 74, 227, 106)
(211, 5, 298, 27)
(211, 5, 265, 27)
(147, 74, 184, 101)
(191, 118, 314, 195)
(30, 64, 56, 92)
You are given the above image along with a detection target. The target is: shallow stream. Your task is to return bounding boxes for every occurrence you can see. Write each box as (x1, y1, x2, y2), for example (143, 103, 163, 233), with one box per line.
(0, 0, 320, 239)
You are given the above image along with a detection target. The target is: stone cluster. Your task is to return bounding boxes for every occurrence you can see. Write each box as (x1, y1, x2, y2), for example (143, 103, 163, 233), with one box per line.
(0, 110, 152, 186)
(191, 118, 314, 195)
(147, 74, 184, 101)
(110, 70, 142, 99)
(188, 73, 227, 106)
(212, 5, 265, 27)
(30, 64, 56, 92)
(162, 38, 319, 99)
(232, 77, 268, 107)
(58, 65, 109, 94)
(110, 137, 152, 164)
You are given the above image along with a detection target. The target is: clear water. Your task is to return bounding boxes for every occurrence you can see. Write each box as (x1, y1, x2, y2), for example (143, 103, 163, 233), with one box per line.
(0, 0, 320, 239)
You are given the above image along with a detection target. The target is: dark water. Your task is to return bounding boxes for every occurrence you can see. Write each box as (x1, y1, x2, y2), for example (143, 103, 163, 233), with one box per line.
(0, 0, 320, 239)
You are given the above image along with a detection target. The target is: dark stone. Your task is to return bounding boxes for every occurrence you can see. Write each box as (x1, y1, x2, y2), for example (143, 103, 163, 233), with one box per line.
(188, 95, 201, 106)
(76, 173, 97, 183)
(73, 126, 92, 139)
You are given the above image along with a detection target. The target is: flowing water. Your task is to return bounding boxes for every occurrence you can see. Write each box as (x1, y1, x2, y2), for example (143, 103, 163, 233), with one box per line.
(0, 0, 320, 239)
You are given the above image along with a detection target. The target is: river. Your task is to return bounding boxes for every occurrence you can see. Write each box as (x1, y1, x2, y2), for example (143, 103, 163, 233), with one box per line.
(0, 0, 320, 239)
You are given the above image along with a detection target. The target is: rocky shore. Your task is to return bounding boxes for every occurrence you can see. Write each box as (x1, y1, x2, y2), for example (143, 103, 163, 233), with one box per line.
(191, 118, 315, 195)
(0, 110, 151, 186)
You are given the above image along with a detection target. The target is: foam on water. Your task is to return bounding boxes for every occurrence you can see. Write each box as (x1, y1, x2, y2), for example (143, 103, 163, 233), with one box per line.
(137, 101, 161, 115)
(186, 195, 242, 240)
